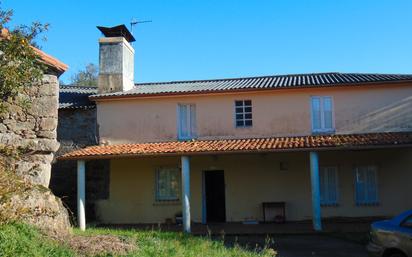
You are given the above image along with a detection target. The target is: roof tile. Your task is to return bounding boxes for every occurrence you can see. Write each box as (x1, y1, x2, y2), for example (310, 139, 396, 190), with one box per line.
(59, 132, 412, 160)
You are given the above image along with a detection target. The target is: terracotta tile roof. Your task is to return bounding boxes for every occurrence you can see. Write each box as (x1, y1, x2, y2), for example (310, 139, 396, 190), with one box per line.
(58, 132, 412, 160)
(32, 47, 68, 75)
(1, 28, 68, 75)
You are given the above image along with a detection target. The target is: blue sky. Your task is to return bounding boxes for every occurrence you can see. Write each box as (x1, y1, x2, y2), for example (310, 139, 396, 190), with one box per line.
(4, 0, 412, 84)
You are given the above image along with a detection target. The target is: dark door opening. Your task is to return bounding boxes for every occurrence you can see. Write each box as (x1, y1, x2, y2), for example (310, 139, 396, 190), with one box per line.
(204, 170, 226, 223)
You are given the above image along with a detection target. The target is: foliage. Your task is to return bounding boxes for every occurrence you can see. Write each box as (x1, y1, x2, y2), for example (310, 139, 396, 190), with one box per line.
(70, 63, 98, 87)
(0, 223, 74, 257)
(0, 3, 48, 112)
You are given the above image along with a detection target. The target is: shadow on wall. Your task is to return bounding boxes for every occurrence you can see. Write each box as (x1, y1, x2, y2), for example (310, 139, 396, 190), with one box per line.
(50, 159, 110, 223)
(50, 108, 110, 223)
(340, 96, 412, 133)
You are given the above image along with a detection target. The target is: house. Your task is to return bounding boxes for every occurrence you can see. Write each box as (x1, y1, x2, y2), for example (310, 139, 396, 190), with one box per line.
(59, 25, 412, 233)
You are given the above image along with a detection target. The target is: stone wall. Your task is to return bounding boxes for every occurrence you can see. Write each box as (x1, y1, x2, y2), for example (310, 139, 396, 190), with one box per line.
(0, 75, 59, 187)
(0, 73, 71, 234)
(50, 108, 110, 222)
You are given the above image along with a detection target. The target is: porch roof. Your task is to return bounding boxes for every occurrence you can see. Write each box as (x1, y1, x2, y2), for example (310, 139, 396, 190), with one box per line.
(58, 132, 412, 160)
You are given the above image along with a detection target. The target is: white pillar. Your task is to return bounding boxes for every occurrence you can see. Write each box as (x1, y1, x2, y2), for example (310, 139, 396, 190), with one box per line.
(77, 160, 86, 231)
(310, 151, 322, 231)
(181, 156, 191, 233)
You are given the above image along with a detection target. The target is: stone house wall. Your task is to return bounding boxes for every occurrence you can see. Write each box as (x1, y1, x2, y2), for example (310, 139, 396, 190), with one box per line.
(0, 75, 60, 187)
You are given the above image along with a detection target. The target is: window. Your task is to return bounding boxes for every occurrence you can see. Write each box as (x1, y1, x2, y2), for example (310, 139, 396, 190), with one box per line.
(177, 104, 196, 140)
(401, 215, 412, 228)
(320, 166, 338, 206)
(311, 96, 334, 133)
(155, 167, 180, 201)
(235, 100, 252, 127)
(354, 166, 378, 205)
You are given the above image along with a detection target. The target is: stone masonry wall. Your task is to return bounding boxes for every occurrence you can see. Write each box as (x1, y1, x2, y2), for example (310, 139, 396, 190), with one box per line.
(50, 108, 110, 222)
(0, 75, 60, 187)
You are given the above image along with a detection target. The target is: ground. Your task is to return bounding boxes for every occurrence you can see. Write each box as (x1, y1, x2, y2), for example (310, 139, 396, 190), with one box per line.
(224, 234, 368, 257)
(0, 222, 370, 257)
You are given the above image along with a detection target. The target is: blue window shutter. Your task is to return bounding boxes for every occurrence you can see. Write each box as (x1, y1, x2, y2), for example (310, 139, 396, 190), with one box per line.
(366, 166, 378, 203)
(190, 104, 196, 138)
(323, 97, 333, 130)
(320, 167, 326, 204)
(311, 97, 321, 131)
(328, 167, 337, 204)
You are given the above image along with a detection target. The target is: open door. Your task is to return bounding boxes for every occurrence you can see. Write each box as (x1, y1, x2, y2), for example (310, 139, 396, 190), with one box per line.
(204, 170, 226, 223)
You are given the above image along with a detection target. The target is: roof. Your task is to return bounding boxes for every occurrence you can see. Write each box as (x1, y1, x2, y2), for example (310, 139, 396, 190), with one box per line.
(59, 86, 97, 109)
(58, 132, 412, 160)
(97, 25, 135, 42)
(1, 28, 68, 75)
(90, 72, 412, 100)
(32, 47, 68, 75)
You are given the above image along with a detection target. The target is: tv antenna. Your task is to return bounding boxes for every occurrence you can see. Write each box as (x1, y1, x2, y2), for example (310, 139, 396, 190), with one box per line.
(130, 18, 152, 34)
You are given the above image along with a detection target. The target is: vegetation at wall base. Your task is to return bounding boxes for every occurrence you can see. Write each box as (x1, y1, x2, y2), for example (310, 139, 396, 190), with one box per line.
(0, 223, 277, 257)
(0, 223, 74, 257)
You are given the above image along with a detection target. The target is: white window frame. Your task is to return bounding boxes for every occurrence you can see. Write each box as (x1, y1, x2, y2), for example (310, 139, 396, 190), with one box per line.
(155, 167, 181, 202)
(177, 103, 196, 140)
(354, 165, 379, 206)
(234, 100, 253, 128)
(320, 166, 339, 206)
(310, 96, 335, 133)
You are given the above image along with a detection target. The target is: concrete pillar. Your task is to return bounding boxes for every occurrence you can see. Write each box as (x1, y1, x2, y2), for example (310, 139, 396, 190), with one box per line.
(181, 156, 191, 233)
(310, 151, 322, 231)
(77, 160, 86, 231)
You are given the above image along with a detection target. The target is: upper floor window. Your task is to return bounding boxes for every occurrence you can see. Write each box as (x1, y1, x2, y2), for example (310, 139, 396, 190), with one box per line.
(311, 96, 334, 133)
(320, 166, 338, 206)
(177, 104, 196, 140)
(354, 165, 378, 206)
(155, 167, 180, 202)
(235, 100, 252, 127)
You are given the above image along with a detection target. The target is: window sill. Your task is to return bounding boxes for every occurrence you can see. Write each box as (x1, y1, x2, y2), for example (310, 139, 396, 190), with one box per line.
(312, 130, 335, 135)
(321, 203, 339, 207)
(177, 137, 197, 141)
(153, 201, 180, 206)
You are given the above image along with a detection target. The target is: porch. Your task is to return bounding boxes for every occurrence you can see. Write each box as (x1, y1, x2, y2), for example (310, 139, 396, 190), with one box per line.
(58, 132, 412, 233)
(99, 218, 376, 235)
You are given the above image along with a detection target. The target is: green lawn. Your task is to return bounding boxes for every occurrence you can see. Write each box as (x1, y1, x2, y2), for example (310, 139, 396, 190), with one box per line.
(0, 223, 276, 257)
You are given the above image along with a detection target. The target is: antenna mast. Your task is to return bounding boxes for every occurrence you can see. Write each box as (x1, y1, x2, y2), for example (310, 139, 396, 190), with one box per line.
(130, 18, 152, 34)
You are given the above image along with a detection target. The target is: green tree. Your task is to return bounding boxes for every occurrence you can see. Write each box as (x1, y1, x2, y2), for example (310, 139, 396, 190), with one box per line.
(70, 63, 98, 87)
(0, 4, 48, 112)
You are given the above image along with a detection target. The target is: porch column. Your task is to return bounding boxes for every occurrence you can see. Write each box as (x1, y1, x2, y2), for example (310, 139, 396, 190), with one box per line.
(77, 160, 86, 231)
(309, 152, 322, 231)
(181, 155, 191, 233)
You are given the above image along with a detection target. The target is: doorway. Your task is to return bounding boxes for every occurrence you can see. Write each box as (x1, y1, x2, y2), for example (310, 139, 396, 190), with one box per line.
(203, 170, 226, 223)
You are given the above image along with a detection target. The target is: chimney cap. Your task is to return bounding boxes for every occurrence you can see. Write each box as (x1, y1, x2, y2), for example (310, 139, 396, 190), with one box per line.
(97, 24, 135, 42)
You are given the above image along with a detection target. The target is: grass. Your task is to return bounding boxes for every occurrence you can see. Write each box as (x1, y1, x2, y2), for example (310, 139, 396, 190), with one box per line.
(0, 223, 276, 257)
(0, 223, 74, 257)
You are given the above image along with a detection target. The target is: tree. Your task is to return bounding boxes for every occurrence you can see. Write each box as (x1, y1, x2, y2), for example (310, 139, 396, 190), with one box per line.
(70, 63, 98, 87)
(0, 4, 48, 112)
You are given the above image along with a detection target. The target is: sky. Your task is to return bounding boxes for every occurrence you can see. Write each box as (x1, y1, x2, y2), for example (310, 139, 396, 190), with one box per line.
(4, 0, 412, 84)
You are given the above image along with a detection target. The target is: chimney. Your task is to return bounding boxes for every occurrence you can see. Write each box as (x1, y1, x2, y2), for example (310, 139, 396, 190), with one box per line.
(97, 25, 135, 94)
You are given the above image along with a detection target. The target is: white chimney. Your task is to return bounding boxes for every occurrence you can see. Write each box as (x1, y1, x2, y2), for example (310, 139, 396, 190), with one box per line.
(97, 25, 135, 94)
